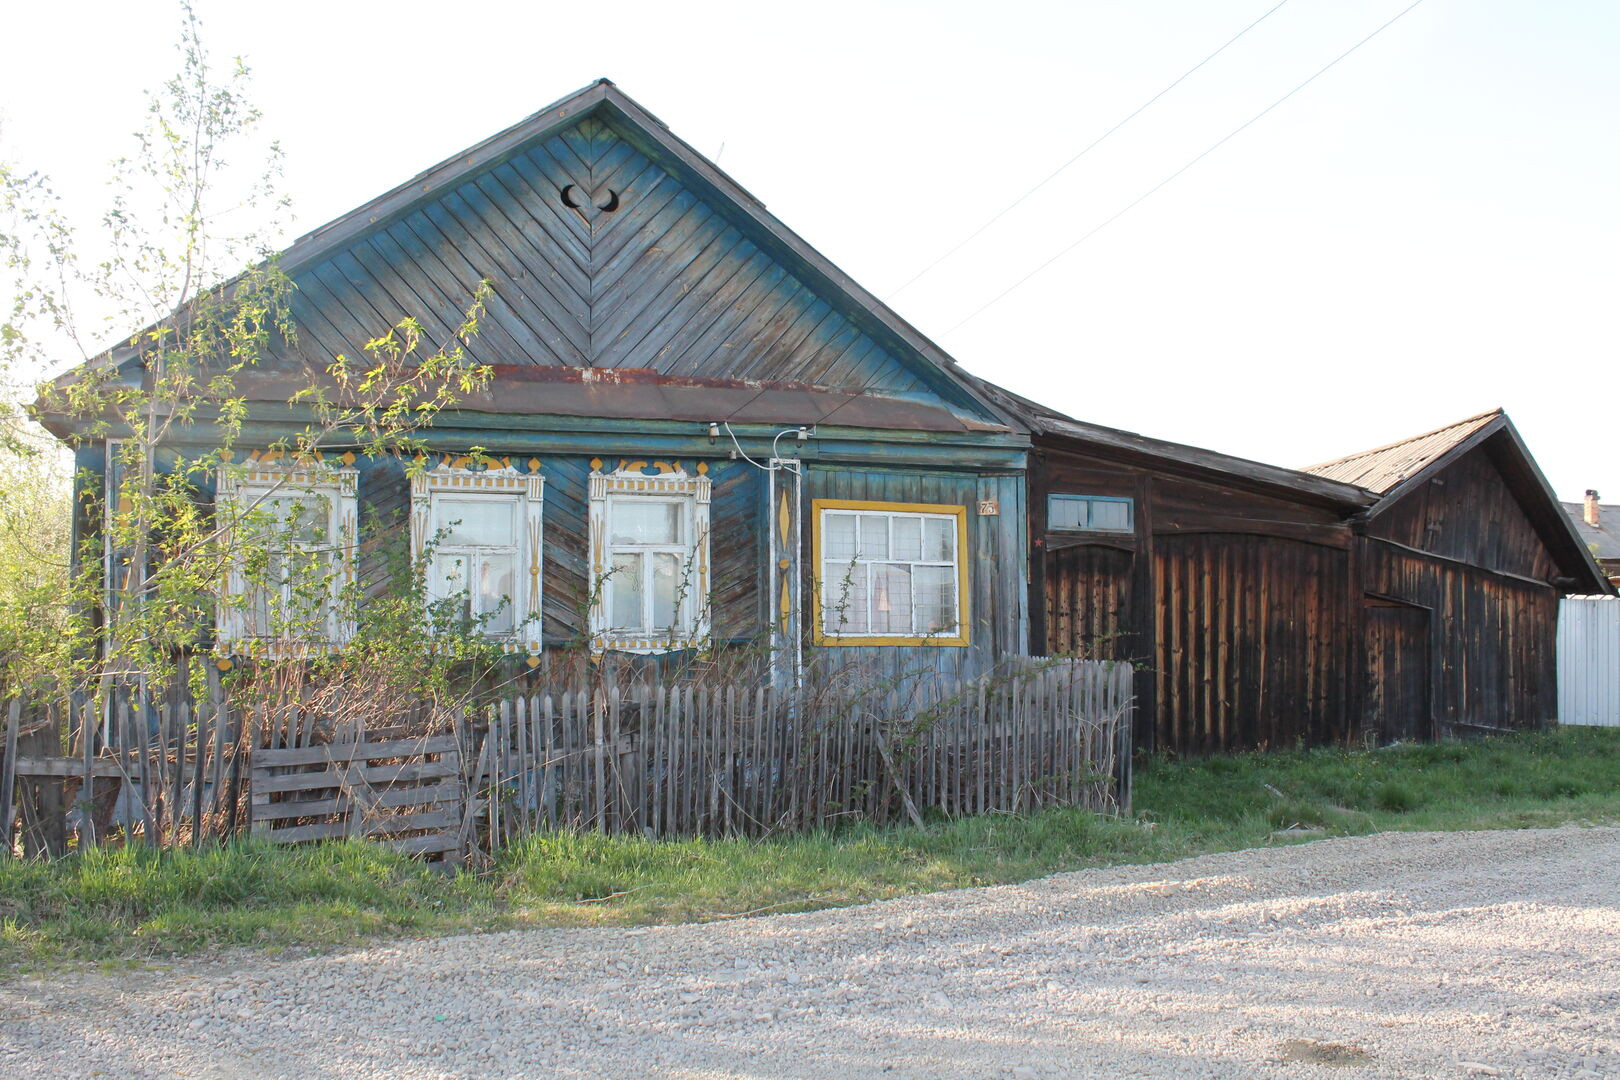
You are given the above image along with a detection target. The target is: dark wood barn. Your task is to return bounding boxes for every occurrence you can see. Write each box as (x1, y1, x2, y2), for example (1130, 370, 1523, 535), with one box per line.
(979, 381, 1613, 754)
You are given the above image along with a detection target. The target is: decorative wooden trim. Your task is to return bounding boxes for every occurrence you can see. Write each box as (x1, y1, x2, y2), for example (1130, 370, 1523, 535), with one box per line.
(587, 462, 712, 654)
(410, 465, 546, 656)
(215, 459, 359, 658)
(811, 498, 970, 648)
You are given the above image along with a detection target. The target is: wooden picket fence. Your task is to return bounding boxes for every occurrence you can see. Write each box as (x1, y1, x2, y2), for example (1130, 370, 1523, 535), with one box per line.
(0, 657, 1135, 859)
(472, 657, 1135, 848)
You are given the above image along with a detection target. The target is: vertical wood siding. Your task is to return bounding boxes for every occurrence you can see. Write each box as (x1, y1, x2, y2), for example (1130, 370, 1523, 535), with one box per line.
(1370, 447, 1557, 581)
(1361, 542, 1557, 736)
(1043, 544, 1139, 663)
(1154, 534, 1353, 754)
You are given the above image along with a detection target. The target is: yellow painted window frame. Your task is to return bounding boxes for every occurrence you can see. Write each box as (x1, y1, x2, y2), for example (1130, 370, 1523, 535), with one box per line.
(811, 498, 970, 648)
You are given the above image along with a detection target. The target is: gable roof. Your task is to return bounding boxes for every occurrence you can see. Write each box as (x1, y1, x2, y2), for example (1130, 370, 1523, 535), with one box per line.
(50, 79, 1015, 435)
(1300, 410, 1502, 493)
(1306, 410, 1612, 594)
(967, 374, 1376, 510)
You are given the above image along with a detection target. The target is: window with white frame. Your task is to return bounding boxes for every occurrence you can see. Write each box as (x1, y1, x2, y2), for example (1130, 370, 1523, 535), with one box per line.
(410, 468, 544, 652)
(588, 465, 711, 652)
(216, 462, 358, 655)
(815, 500, 967, 645)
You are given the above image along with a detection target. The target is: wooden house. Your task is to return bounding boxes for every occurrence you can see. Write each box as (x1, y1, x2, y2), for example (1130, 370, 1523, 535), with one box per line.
(984, 382, 1614, 754)
(36, 79, 1612, 755)
(37, 80, 1032, 687)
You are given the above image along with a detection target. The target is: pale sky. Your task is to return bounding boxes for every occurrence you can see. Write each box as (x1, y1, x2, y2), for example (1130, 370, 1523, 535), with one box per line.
(3, 0, 1615, 501)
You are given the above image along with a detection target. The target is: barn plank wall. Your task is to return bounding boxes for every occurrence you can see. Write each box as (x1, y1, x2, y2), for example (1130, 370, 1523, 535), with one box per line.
(1361, 449, 1564, 736)
(1036, 433, 1582, 753)
(1037, 449, 1358, 755)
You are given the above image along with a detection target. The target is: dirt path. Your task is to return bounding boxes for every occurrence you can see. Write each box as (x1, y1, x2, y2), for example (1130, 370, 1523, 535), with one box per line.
(4, 826, 1618, 1079)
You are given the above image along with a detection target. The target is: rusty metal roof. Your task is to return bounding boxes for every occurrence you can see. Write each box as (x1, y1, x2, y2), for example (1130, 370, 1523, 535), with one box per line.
(1299, 410, 1503, 493)
(231, 365, 1010, 435)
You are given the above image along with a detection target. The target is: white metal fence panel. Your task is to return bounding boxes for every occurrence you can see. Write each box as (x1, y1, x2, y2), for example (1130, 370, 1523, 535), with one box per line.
(1557, 596, 1620, 727)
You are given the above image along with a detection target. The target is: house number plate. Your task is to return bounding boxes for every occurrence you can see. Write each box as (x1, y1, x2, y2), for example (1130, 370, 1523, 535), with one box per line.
(977, 500, 999, 516)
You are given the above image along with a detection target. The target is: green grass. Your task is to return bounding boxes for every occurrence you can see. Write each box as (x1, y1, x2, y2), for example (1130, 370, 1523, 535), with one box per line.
(3, 727, 1617, 971)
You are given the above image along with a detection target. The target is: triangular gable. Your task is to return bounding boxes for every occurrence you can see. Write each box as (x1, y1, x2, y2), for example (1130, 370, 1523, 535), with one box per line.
(1306, 411, 1611, 593)
(82, 79, 1009, 430)
(1300, 410, 1501, 493)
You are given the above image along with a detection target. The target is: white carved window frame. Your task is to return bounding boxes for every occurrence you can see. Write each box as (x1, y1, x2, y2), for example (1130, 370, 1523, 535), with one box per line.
(410, 467, 545, 655)
(588, 467, 711, 653)
(215, 462, 359, 658)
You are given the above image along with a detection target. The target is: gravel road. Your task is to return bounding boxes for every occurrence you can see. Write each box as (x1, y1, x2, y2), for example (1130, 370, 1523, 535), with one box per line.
(4, 825, 1618, 1079)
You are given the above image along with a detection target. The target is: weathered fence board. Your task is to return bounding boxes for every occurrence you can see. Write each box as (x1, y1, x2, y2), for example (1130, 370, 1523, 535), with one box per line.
(3, 658, 1134, 859)
(250, 736, 464, 864)
(467, 658, 1134, 843)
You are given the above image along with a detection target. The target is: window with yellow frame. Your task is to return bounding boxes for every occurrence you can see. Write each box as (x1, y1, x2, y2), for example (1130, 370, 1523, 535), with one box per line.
(812, 499, 969, 647)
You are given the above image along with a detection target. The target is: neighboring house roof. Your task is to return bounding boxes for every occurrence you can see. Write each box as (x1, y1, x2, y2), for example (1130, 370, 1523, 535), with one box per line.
(967, 374, 1376, 511)
(1299, 409, 1502, 493)
(41, 78, 1016, 436)
(1561, 500, 1620, 563)
(1304, 409, 1612, 595)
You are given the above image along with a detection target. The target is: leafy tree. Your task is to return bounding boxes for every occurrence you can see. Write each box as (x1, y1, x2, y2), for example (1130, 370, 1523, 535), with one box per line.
(1, 4, 508, 755)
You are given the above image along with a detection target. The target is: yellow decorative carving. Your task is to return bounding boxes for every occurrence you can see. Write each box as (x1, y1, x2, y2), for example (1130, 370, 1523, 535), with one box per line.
(779, 577, 791, 627)
(778, 492, 790, 546)
(340, 450, 356, 465)
(219, 449, 234, 463)
(216, 656, 233, 672)
(529, 457, 541, 472)
(526, 654, 541, 669)
(653, 461, 676, 474)
(696, 462, 709, 476)
(779, 558, 790, 570)
(590, 457, 603, 472)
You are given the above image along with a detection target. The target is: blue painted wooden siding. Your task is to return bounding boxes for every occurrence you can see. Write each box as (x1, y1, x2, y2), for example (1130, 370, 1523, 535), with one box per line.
(803, 466, 1028, 681)
(269, 114, 973, 414)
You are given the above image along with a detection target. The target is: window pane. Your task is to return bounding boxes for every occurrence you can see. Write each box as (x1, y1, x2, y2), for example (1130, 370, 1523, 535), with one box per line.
(436, 496, 516, 547)
(1048, 496, 1088, 531)
(1089, 499, 1131, 532)
(264, 495, 327, 545)
(892, 516, 922, 561)
(822, 560, 868, 634)
(430, 554, 472, 625)
(652, 552, 679, 631)
(823, 513, 858, 562)
(914, 565, 958, 636)
(858, 515, 888, 560)
(611, 499, 680, 545)
(870, 562, 913, 634)
(479, 554, 516, 634)
(923, 517, 953, 562)
(609, 552, 643, 630)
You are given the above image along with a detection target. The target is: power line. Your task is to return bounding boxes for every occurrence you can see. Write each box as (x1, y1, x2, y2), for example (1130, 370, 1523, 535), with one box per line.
(945, 0, 1429, 335)
(887, 0, 1295, 300)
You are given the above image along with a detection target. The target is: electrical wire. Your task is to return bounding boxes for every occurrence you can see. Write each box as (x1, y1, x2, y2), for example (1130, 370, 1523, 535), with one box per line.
(945, 0, 1428, 335)
(886, 0, 1295, 299)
